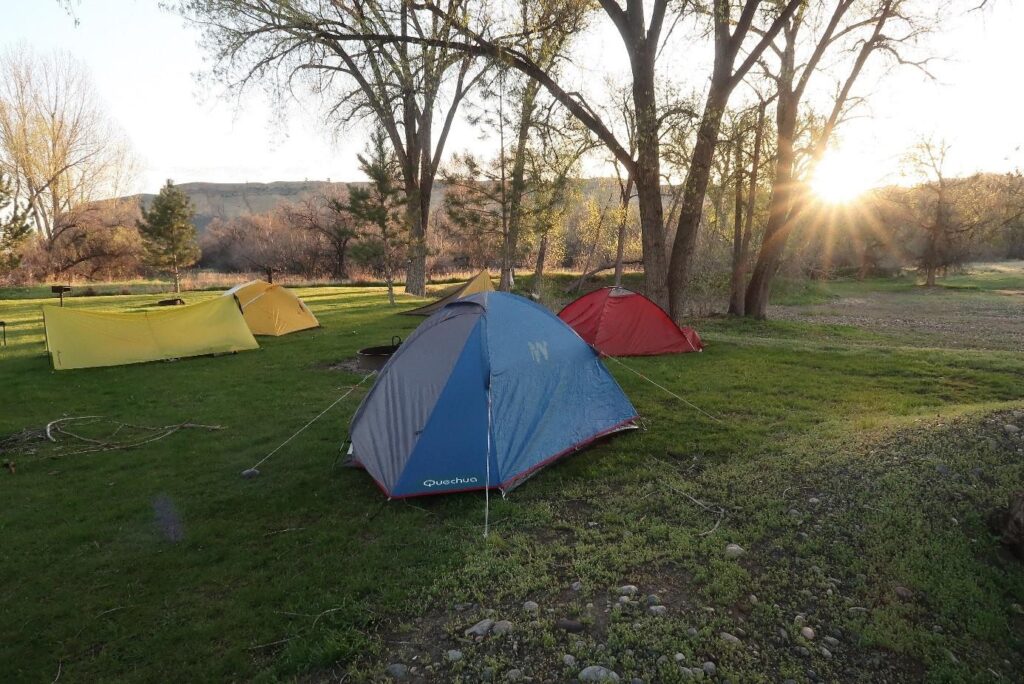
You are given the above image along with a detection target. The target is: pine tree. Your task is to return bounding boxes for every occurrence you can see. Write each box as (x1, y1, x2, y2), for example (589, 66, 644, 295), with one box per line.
(347, 131, 407, 305)
(0, 171, 31, 275)
(137, 180, 200, 293)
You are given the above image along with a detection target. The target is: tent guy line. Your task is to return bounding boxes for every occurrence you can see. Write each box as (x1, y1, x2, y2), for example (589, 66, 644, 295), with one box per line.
(602, 354, 724, 424)
(242, 371, 376, 478)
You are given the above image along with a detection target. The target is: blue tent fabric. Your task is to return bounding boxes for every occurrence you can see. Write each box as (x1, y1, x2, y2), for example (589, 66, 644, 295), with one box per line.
(391, 319, 493, 495)
(349, 292, 638, 498)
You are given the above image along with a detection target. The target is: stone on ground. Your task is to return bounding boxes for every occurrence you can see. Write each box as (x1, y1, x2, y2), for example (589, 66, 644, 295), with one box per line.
(578, 665, 621, 682)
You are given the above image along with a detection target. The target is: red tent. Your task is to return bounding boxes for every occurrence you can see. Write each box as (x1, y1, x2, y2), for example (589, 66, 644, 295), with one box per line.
(557, 287, 703, 356)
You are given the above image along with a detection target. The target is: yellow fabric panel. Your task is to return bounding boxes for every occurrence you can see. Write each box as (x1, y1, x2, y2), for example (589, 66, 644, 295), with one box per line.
(402, 271, 494, 316)
(43, 296, 259, 370)
(460, 270, 495, 296)
(229, 280, 273, 305)
(227, 281, 320, 336)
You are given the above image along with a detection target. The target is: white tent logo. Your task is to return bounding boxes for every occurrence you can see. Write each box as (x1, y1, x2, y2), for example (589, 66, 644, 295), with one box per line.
(423, 476, 479, 488)
(528, 341, 549, 363)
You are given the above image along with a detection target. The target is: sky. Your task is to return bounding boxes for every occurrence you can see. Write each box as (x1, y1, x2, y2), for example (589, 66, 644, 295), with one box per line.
(2, 0, 1022, 195)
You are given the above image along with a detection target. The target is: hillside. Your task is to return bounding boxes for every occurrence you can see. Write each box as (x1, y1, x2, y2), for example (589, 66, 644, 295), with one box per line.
(128, 178, 621, 231)
(132, 180, 353, 231)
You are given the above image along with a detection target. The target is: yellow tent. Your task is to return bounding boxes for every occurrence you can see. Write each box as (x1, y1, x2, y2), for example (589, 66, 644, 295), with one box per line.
(43, 296, 259, 371)
(224, 280, 320, 336)
(401, 270, 494, 316)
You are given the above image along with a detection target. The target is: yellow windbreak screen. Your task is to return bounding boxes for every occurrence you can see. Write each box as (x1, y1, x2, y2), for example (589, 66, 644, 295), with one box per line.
(43, 296, 259, 370)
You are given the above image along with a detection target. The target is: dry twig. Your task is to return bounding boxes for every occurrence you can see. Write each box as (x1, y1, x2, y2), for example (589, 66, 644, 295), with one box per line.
(247, 636, 296, 650)
(645, 454, 728, 536)
(45, 416, 101, 442)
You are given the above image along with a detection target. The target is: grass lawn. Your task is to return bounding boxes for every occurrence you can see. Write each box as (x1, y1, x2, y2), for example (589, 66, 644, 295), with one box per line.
(2, 270, 1024, 683)
(770, 260, 1024, 307)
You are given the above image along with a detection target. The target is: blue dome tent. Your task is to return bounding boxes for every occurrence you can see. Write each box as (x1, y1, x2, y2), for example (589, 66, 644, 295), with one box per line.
(348, 292, 638, 498)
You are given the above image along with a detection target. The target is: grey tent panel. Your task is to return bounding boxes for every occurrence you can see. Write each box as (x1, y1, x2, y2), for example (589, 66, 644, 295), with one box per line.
(350, 304, 483, 491)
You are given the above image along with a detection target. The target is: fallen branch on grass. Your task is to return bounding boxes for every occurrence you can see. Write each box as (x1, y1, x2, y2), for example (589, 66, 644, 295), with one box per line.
(45, 416, 101, 442)
(311, 607, 348, 630)
(42, 416, 223, 455)
(94, 606, 129, 618)
(660, 479, 727, 537)
(0, 428, 45, 457)
(247, 636, 297, 650)
(264, 527, 305, 537)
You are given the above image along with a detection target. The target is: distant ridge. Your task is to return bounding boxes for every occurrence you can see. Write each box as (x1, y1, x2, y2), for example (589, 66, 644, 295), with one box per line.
(122, 178, 626, 231)
(127, 180, 354, 230)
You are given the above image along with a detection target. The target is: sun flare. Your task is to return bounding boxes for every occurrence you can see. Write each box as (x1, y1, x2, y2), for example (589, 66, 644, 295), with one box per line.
(810, 149, 877, 204)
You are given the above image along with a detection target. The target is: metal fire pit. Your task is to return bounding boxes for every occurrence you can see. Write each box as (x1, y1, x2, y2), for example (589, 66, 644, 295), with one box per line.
(51, 285, 72, 306)
(356, 336, 402, 371)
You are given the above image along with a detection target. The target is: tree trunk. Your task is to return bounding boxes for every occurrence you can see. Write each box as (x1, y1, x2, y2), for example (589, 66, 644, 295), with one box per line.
(531, 232, 548, 299)
(668, 81, 730, 320)
(744, 185, 807, 319)
(729, 103, 766, 315)
(577, 214, 604, 295)
(743, 243, 775, 320)
(728, 140, 745, 315)
(399, 42, 428, 298)
(857, 250, 871, 281)
(630, 47, 669, 308)
(335, 238, 350, 280)
(403, 175, 428, 296)
(924, 229, 939, 286)
(744, 90, 799, 320)
(500, 82, 539, 291)
(614, 175, 635, 287)
(395, 3, 426, 298)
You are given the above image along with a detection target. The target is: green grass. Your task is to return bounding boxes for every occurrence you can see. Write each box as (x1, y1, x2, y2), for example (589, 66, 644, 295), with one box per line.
(2, 274, 1024, 683)
(770, 261, 1024, 307)
(936, 265, 1024, 291)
